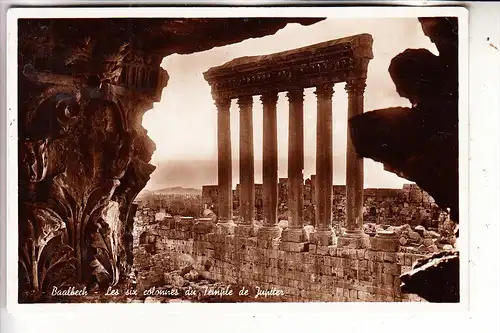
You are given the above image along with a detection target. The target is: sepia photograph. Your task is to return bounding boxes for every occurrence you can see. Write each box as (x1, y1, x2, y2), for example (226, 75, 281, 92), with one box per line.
(11, 7, 465, 304)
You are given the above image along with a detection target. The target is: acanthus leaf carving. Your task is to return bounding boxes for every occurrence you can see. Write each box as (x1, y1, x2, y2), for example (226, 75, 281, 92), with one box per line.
(19, 86, 157, 301)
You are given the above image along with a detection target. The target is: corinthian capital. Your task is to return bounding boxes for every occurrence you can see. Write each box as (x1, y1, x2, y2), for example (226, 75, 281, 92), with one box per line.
(260, 91, 279, 106)
(214, 97, 231, 112)
(286, 88, 304, 103)
(315, 83, 334, 99)
(345, 78, 367, 94)
(237, 95, 253, 109)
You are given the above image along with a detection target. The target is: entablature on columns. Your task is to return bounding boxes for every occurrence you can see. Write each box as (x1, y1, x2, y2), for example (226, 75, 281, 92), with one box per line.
(204, 33, 373, 99)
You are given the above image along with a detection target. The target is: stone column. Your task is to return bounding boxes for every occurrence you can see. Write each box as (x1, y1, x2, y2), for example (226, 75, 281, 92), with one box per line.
(282, 88, 305, 243)
(258, 91, 281, 240)
(338, 78, 369, 248)
(314, 83, 334, 246)
(215, 97, 235, 234)
(235, 95, 255, 237)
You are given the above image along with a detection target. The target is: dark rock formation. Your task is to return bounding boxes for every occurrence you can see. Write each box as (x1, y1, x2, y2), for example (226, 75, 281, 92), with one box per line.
(17, 18, 324, 302)
(400, 250, 460, 302)
(348, 17, 459, 302)
(349, 17, 458, 223)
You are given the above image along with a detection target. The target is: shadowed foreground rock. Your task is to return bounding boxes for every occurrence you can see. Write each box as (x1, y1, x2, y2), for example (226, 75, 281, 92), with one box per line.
(400, 250, 459, 302)
(349, 17, 459, 302)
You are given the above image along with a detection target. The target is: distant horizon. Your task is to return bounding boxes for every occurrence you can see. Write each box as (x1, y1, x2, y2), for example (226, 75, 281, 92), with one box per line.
(144, 183, 415, 192)
(144, 165, 415, 192)
(144, 157, 415, 191)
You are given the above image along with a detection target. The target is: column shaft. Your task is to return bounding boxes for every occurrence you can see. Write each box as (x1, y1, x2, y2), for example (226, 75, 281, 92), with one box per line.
(261, 91, 280, 233)
(345, 79, 366, 234)
(287, 89, 304, 229)
(215, 97, 233, 223)
(315, 84, 334, 231)
(238, 95, 255, 225)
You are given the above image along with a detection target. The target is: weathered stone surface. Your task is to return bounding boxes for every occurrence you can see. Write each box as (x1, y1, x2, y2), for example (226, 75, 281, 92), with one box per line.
(337, 234, 370, 249)
(234, 224, 254, 238)
(311, 229, 334, 246)
(193, 219, 215, 234)
(215, 221, 236, 235)
(257, 226, 282, 241)
(132, 206, 426, 303)
(279, 241, 307, 253)
(164, 272, 186, 288)
(408, 231, 421, 243)
(370, 235, 399, 252)
(183, 269, 200, 282)
(281, 228, 305, 243)
(422, 238, 434, 247)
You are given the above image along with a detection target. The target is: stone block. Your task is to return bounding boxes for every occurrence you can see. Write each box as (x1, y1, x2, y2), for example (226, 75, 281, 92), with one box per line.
(175, 217, 194, 232)
(382, 262, 400, 275)
(329, 257, 340, 269)
(339, 247, 349, 258)
(234, 224, 253, 238)
(311, 229, 334, 246)
(280, 241, 307, 253)
(348, 249, 358, 259)
(244, 237, 258, 248)
(337, 234, 370, 249)
(358, 259, 368, 271)
(224, 235, 235, 245)
(383, 252, 397, 263)
(370, 235, 399, 252)
(358, 291, 374, 302)
(281, 227, 305, 242)
(215, 221, 236, 235)
(271, 238, 281, 250)
(257, 238, 270, 249)
(381, 273, 395, 286)
(328, 246, 338, 257)
(400, 265, 412, 274)
(369, 261, 383, 274)
(375, 251, 384, 262)
(257, 226, 281, 241)
(192, 219, 215, 234)
(356, 249, 366, 260)
(396, 252, 405, 265)
(317, 245, 330, 255)
(160, 216, 175, 229)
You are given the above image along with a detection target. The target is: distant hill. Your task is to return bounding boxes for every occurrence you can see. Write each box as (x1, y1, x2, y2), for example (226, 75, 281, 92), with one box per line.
(138, 186, 202, 198)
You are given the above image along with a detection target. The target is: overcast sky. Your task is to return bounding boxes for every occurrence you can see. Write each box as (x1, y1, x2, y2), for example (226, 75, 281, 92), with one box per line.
(142, 17, 437, 190)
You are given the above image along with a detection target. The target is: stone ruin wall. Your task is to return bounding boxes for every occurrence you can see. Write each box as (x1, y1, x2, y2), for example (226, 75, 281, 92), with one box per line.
(204, 182, 448, 230)
(132, 210, 425, 302)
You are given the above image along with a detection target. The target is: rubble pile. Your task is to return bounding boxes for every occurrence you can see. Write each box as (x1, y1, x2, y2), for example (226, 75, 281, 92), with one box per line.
(363, 222, 456, 254)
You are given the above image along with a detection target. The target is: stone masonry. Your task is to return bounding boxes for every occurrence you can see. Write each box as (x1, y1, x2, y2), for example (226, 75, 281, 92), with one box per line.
(133, 211, 424, 302)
